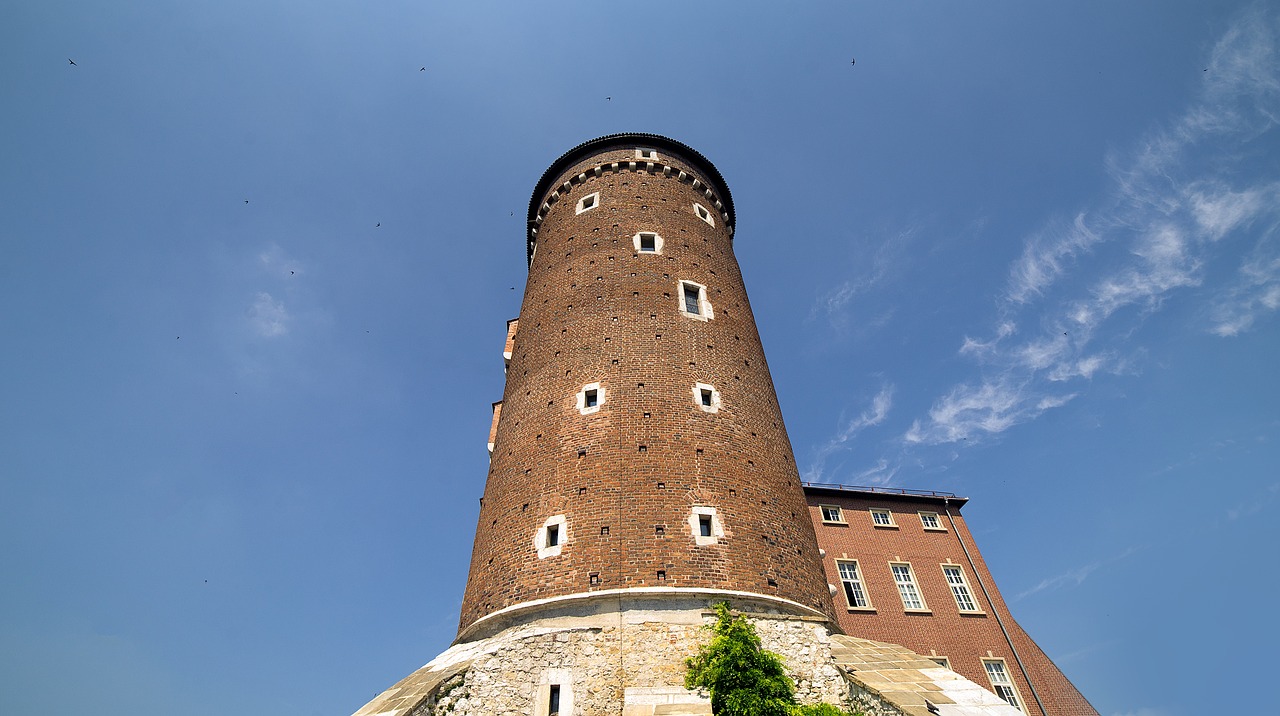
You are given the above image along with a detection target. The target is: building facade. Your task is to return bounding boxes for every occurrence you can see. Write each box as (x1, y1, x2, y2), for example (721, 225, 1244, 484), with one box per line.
(351, 134, 1094, 716)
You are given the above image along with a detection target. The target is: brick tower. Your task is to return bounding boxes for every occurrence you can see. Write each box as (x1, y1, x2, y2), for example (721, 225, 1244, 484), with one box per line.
(459, 133, 836, 639)
(352, 135, 1039, 716)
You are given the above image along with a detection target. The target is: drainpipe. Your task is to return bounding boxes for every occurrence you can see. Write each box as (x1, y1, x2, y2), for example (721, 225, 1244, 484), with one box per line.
(943, 498, 1048, 716)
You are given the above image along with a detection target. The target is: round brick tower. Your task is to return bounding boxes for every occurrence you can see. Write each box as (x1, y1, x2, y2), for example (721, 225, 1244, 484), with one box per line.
(458, 134, 837, 641)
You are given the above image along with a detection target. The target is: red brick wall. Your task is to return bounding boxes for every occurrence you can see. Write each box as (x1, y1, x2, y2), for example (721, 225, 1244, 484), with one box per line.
(806, 489, 1098, 716)
(458, 138, 837, 635)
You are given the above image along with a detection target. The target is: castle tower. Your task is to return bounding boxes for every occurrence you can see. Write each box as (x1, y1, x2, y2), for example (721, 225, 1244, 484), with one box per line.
(352, 135, 1041, 716)
(460, 133, 837, 640)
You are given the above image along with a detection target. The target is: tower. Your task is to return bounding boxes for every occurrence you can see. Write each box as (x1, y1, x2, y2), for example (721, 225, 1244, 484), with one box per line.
(461, 133, 836, 639)
(352, 135, 1060, 716)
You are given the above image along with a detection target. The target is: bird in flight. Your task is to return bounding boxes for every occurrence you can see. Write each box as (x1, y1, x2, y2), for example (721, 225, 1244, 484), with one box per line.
(290, 270, 295, 275)
(68, 58, 76, 66)
(244, 199, 249, 204)
(606, 96, 611, 101)
(375, 222, 381, 227)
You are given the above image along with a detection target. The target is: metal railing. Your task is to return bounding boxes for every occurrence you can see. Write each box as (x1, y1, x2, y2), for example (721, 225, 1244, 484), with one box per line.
(799, 482, 957, 499)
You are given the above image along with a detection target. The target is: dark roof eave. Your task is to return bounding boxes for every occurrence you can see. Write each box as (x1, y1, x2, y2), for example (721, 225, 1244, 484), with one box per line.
(801, 483, 969, 509)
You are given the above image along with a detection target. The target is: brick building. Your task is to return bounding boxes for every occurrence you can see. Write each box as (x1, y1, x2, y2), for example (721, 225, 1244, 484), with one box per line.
(351, 134, 1095, 716)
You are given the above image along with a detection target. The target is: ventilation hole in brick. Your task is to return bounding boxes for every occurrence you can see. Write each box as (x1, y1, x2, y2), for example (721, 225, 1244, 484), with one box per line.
(590, 573, 600, 586)
(601, 525, 610, 536)
(638, 445, 647, 453)
(611, 359, 618, 365)
(638, 382, 644, 387)
(577, 447, 587, 457)
(656, 525, 665, 535)
(525, 468, 532, 474)
(633, 291, 639, 297)
(734, 375, 741, 381)
(744, 360, 750, 367)
(578, 487, 587, 495)
(488, 557, 493, 564)
(729, 488, 737, 497)
(663, 292, 670, 298)
(735, 335, 740, 340)
(650, 313, 657, 319)
(748, 460, 754, 466)
(663, 273, 670, 279)
(655, 334, 662, 339)
(603, 336, 610, 341)
(657, 570, 666, 581)
(643, 412, 651, 418)
(696, 448, 704, 455)
(767, 577, 778, 587)
(522, 503, 528, 511)
(491, 519, 498, 526)
(656, 480, 664, 488)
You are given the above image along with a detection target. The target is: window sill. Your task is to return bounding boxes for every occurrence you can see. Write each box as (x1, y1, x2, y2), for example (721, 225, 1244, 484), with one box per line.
(845, 606, 877, 613)
(873, 524, 899, 529)
(958, 610, 988, 616)
(821, 520, 848, 526)
(903, 609, 933, 615)
(923, 526, 948, 532)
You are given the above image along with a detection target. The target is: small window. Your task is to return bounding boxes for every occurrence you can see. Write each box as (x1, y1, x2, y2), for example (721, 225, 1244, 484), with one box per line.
(820, 505, 845, 524)
(870, 508, 897, 527)
(576, 382, 604, 415)
(684, 285, 700, 314)
(694, 202, 715, 227)
(692, 382, 720, 413)
(983, 659, 1023, 711)
(919, 511, 945, 530)
(891, 562, 928, 611)
(633, 231, 663, 254)
(836, 560, 871, 609)
(546, 524, 559, 547)
(943, 565, 980, 612)
(535, 515, 567, 559)
(636, 148, 658, 160)
(930, 656, 950, 669)
(548, 684, 561, 715)
(689, 506, 721, 545)
(575, 192, 599, 214)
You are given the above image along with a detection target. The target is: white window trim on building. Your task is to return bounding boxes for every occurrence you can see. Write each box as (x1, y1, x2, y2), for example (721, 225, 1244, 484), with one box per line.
(693, 382, 721, 413)
(982, 658, 1024, 712)
(534, 514, 567, 559)
(890, 561, 929, 612)
(942, 563, 983, 613)
(576, 382, 604, 415)
(678, 280, 713, 321)
(919, 511, 946, 531)
(870, 508, 897, 528)
(575, 192, 600, 215)
(836, 559, 873, 610)
(535, 669, 574, 716)
(693, 202, 716, 227)
(688, 505, 724, 545)
(819, 505, 845, 524)
(633, 231, 664, 254)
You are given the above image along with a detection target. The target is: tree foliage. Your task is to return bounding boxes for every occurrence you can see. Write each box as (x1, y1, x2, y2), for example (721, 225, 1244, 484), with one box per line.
(685, 602, 856, 716)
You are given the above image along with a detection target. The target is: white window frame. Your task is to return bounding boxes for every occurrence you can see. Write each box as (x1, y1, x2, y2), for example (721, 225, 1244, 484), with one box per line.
(919, 511, 946, 531)
(890, 561, 929, 612)
(942, 564, 982, 613)
(693, 202, 716, 227)
(688, 506, 723, 545)
(635, 148, 659, 160)
(576, 382, 604, 415)
(819, 504, 845, 524)
(575, 192, 599, 215)
(633, 231, 664, 254)
(535, 669, 574, 716)
(836, 559, 872, 610)
(678, 280, 713, 321)
(870, 508, 897, 528)
(982, 659, 1024, 711)
(693, 382, 721, 413)
(534, 514, 567, 559)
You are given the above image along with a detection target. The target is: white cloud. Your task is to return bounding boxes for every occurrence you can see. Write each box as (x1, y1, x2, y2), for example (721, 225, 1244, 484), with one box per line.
(1007, 213, 1102, 305)
(804, 385, 894, 481)
(903, 379, 1075, 445)
(1016, 546, 1141, 601)
(1210, 242, 1280, 336)
(809, 226, 916, 325)
(248, 292, 289, 337)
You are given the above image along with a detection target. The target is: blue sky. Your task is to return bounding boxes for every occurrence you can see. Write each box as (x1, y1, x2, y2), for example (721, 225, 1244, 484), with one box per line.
(2, 2, 1276, 715)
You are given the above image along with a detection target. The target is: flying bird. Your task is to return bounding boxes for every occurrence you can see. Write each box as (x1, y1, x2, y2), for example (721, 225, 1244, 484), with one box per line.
(850, 58, 855, 66)
(419, 67, 426, 71)
(244, 199, 249, 204)
(68, 58, 76, 66)
(376, 222, 380, 227)
(606, 96, 611, 101)
(290, 270, 295, 275)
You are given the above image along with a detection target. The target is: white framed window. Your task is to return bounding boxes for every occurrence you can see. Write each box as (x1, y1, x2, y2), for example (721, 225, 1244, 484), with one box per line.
(693, 202, 716, 227)
(633, 231, 663, 254)
(836, 559, 871, 610)
(688, 506, 723, 545)
(635, 148, 658, 160)
(678, 280, 713, 321)
(919, 511, 945, 530)
(693, 382, 721, 413)
(576, 382, 604, 415)
(942, 564, 981, 612)
(575, 192, 599, 214)
(870, 508, 897, 528)
(890, 562, 928, 611)
(982, 659, 1023, 711)
(534, 515, 567, 559)
(819, 505, 845, 524)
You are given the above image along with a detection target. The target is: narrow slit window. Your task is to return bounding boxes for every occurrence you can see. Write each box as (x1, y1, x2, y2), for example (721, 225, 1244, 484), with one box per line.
(548, 684, 561, 715)
(584, 389, 598, 408)
(699, 515, 712, 537)
(546, 524, 559, 547)
(700, 388, 713, 406)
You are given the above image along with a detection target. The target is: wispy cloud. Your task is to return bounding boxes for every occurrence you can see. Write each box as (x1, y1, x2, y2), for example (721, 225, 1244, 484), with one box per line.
(248, 292, 289, 337)
(804, 385, 894, 481)
(809, 226, 917, 327)
(906, 8, 1280, 446)
(1016, 546, 1142, 601)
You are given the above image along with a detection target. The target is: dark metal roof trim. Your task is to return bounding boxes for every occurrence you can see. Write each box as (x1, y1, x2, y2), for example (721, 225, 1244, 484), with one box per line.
(526, 133, 736, 264)
(801, 482, 970, 508)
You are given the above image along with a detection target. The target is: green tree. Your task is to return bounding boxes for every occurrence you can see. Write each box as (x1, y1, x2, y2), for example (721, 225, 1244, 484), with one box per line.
(685, 603, 855, 716)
